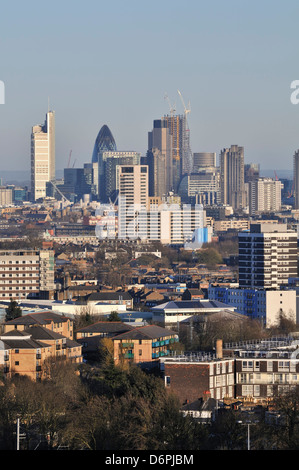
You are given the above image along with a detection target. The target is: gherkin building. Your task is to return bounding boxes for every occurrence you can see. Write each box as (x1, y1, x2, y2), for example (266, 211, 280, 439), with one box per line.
(92, 124, 117, 201)
(91, 124, 117, 164)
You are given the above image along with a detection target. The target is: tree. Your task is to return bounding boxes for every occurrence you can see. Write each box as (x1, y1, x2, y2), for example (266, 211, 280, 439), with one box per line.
(5, 300, 22, 322)
(108, 311, 121, 322)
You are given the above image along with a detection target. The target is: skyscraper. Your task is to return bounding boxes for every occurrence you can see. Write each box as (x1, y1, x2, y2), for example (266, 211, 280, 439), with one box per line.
(220, 145, 246, 210)
(193, 152, 216, 172)
(103, 151, 141, 202)
(293, 149, 299, 209)
(31, 110, 55, 201)
(147, 119, 172, 197)
(160, 114, 192, 192)
(91, 125, 117, 200)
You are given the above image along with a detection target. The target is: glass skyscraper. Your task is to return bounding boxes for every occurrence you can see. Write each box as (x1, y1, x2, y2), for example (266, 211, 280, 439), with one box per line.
(91, 124, 117, 164)
(91, 124, 117, 201)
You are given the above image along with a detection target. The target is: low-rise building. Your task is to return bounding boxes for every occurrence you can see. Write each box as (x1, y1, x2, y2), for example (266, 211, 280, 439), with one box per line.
(208, 285, 297, 327)
(3, 311, 74, 340)
(112, 325, 179, 369)
(75, 321, 135, 355)
(151, 299, 238, 327)
(161, 336, 299, 406)
(0, 325, 83, 381)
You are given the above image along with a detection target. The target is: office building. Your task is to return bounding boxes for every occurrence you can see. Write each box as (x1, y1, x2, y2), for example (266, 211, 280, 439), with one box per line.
(147, 120, 173, 196)
(220, 145, 246, 210)
(244, 163, 260, 183)
(0, 250, 55, 301)
(248, 178, 283, 215)
(178, 170, 220, 204)
(193, 152, 216, 172)
(83, 162, 99, 199)
(160, 114, 192, 191)
(238, 223, 298, 289)
(91, 124, 117, 164)
(103, 151, 141, 202)
(91, 125, 117, 200)
(31, 110, 55, 201)
(0, 187, 13, 205)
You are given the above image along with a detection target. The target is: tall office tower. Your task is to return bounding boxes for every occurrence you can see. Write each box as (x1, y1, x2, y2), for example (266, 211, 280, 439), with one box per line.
(0, 249, 55, 300)
(83, 162, 99, 199)
(220, 145, 246, 210)
(147, 119, 172, 196)
(147, 148, 167, 198)
(102, 151, 141, 202)
(238, 223, 297, 289)
(244, 163, 260, 183)
(248, 177, 283, 216)
(160, 114, 192, 191)
(91, 125, 117, 200)
(193, 152, 216, 172)
(293, 150, 299, 209)
(117, 165, 149, 239)
(31, 110, 55, 201)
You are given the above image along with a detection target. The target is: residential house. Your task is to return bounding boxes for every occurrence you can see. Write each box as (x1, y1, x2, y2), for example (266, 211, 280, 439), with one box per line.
(0, 326, 83, 381)
(3, 311, 74, 340)
(112, 325, 179, 369)
(75, 321, 135, 355)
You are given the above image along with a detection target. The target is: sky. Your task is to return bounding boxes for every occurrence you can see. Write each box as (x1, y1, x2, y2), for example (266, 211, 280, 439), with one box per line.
(0, 0, 299, 178)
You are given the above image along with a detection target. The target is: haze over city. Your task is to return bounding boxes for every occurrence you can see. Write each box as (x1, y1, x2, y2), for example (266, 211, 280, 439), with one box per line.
(1, 0, 299, 177)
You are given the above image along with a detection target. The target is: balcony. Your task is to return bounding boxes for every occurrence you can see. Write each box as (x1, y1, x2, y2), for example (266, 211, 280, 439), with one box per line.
(122, 342, 134, 348)
(124, 352, 134, 359)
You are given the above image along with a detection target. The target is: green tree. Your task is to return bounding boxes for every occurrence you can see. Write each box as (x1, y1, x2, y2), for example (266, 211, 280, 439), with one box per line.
(5, 300, 22, 321)
(108, 311, 121, 322)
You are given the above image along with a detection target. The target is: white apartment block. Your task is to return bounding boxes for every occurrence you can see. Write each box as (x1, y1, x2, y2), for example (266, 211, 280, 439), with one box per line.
(117, 165, 149, 239)
(248, 178, 282, 215)
(0, 250, 55, 301)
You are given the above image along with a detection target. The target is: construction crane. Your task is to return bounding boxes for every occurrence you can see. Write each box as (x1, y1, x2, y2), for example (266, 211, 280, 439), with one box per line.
(177, 89, 191, 117)
(177, 90, 193, 175)
(67, 150, 72, 168)
(49, 180, 71, 206)
(164, 92, 176, 116)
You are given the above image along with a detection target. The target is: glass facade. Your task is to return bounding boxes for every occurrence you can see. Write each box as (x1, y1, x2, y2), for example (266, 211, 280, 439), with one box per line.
(91, 125, 117, 164)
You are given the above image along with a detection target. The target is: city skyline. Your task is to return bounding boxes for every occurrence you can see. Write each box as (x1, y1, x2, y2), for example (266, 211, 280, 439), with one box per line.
(1, 1, 299, 176)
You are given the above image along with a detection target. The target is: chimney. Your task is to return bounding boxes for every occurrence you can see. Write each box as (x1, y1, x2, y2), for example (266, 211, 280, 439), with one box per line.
(216, 339, 223, 359)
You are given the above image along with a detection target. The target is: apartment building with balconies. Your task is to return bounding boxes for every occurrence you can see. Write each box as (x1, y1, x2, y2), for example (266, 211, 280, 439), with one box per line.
(0, 249, 55, 301)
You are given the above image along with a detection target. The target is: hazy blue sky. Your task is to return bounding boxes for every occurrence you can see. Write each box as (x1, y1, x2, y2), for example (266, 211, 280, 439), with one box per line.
(1, 0, 299, 176)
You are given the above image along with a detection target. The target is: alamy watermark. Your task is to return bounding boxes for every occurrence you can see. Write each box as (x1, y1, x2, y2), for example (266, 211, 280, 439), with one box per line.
(290, 80, 299, 104)
(94, 198, 207, 249)
(0, 81, 5, 104)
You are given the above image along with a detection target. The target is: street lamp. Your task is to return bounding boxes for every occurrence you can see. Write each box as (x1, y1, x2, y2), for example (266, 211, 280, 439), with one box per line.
(238, 420, 256, 450)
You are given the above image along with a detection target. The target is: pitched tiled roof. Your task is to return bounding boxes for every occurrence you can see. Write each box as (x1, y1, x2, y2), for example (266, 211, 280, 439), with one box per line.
(111, 325, 177, 341)
(0, 330, 49, 349)
(5, 311, 70, 326)
(75, 321, 134, 335)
